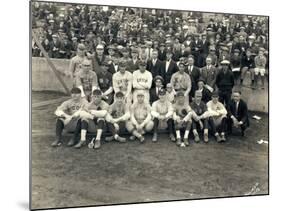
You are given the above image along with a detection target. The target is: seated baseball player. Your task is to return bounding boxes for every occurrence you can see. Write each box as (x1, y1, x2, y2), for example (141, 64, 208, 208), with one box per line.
(76, 59, 99, 102)
(112, 60, 133, 105)
(74, 89, 109, 149)
(227, 90, 250, 136)
(126, 91, 154, 143)
(105, 92, 130, 142)
(190, 91, 210, 143)
(132, 60, 153, 103)
(172, 91, 194, 147)
(207, 91, 228, 142)
(52, 87, 88, 147)
(151, 88, 175, 142)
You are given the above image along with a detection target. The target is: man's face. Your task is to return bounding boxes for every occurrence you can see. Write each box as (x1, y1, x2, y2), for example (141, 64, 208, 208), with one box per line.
(132, 52, 138, 58)
(152, 51, 158, 59)
(93, 95, 102, 104)
(178, 96, 185, 104)
(179, 65, 185, 72)
(233, 92, 241, 102)
(198, 81, 204, 89)
(139, 64, 146, 72)
(206, 58, 212, 65)
(188, 58, 194, 65)
(246, 51, 251, 57)
(259, 51, 264, 57)
(212, 96, 219, 103)
(119, 66, 126, 73)
(137, 95, 144, 103)
(159, 94, 165, 102)
(195, 95, 202, 102)
(222, 64, 228, 70)
(108, 49, 115, 56)
(155, 79, 162, 87)
(166, 53, 172, 60)
(71, 93, 81, 101)
(123, 51, 129, 57)
(166, 86, 172, 93)
(96, 48, 104, 56)
(115, 96, 124, 104)
(82, 63, 91, 72)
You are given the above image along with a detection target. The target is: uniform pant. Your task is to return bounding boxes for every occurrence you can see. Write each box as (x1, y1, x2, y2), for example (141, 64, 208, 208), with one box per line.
(192, 118, 209, 131)
(56, 118, 81, 139)
(209, 116, 227, 134)
(107, 122, 126, 136)
(126, 120, 154, 134)
(153, 118, 174, 134)
(81, 118, 105, 132)
(174, 120, 192, 131)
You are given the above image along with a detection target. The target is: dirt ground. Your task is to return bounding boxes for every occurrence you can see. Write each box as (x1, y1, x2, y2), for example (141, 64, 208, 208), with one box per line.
(31, 91, 269, 210)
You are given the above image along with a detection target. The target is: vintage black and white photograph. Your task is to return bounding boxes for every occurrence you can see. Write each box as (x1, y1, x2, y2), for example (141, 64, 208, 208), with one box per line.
(30, 0, 269, 210)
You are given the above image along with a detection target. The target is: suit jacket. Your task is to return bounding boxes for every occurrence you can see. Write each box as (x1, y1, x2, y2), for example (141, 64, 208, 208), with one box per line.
(201, 65, 217, 88)
(146, 59, 164, 79)
(200, 87, 212, 103)
(185, 65, 201, 96)
(108, 63, 119, 75)
(172, 50, 190, 61)
(127, 59, 140, 72)
(150, 87, 161, 104)
(227, 99, 250, 127)
(162, 60, 179, 85)
(158, 49, 167, 61)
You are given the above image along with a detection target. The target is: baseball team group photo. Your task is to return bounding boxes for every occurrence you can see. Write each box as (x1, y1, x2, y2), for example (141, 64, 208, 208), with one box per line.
(30, 1, 269, 210)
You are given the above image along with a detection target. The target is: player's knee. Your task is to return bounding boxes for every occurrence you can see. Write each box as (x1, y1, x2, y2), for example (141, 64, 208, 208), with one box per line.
(126, 121, 134, 132)
(145, 121, 154, 132)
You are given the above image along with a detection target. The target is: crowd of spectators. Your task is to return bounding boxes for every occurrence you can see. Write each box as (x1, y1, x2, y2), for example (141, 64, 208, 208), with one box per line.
(31, 2, 269, 89)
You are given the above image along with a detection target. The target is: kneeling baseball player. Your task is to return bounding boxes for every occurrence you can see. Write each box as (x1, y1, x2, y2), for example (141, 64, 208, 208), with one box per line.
(172, 91, 193, 147)
(74, 89, 109, 149)
(151, 88, 175, 142)
(52, 87, 88, 147)
(126, 91, 154, 143)
(105, 92, 130, 143)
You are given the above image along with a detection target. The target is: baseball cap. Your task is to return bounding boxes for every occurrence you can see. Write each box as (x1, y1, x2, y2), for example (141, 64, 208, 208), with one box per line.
(212, 91, 219, 97)
(92, 89, 102, 96)
(71, 87, 82, 94)
(158, 88, 166, 96)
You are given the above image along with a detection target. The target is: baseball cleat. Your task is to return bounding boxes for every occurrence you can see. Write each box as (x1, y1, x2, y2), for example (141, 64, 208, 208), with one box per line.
(176, 138, 182, 146)
(116, 136, 127, 143)
(169, 134, 176, 142)
(129, 135, 136, 141)
(51, 138, 62, 147)
(105, 136, 114, 142)
(94, 139, 101, 149)
(204, 133, 209, 143)
(152, 133, 158, 142)
(221, 134, 226, 142)
(194, 134, 200, 143)
(67, 138, 77, 147)
(183, 138, 189, 146)
(139, 135, 145, 143)
(74, 140, 86, 149)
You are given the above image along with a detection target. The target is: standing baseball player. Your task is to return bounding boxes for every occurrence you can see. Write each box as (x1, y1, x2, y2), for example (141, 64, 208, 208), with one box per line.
(112, 60, 133, 104)
(97, 62, 114, 104)
(105, 92, 130, 143)
(68, 43, 86, 87)
(132, 60, 153, 103)
(151, 88, 175, 142)
(172, 91, 194, 147)
(190, 90, 210, 143)
(207, 91, 228, 142)
(170, 62, 192, 101)
(126, 91, 154, 143)
(76, 59, 99, 102)
(52, 87, 88, 147)
(74, 89, 109, 149)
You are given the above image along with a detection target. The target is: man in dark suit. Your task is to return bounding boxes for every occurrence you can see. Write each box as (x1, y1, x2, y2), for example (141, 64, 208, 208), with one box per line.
(158, 43, 167, 61)
(150, 76, 164, 104)
(227, 90, 250, 136)
(190, 33, 203, 67)
(185, 55, 201, 98)
(161, 50, 179, 86)
(146, 49, 164, 80)
(127, 48, 140, 72)
(201, 56, 217, 91)
(108, 55, 119, 75)
(215, 60, 235, 106)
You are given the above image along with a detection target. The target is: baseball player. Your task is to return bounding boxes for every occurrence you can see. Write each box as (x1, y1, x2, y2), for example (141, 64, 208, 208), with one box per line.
(207, 91, 228, 142)
(132, 60, 153, 103)
(126, 91, 154, 143)
(52, 87, 88, 147)
(105, 92, 130, 143)
(76, 59, 99, 102)
(112, 60, 133, 104)
(190, 90, 210, 143)
(74, 89, 109, 149)
(172, 91, 194, 147)
(68, 43, 86, 86)
(151, 88, 175, 142)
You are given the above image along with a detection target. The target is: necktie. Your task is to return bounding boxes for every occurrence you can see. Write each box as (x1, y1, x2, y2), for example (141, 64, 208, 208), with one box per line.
(156, 87, 159, 95)
(235, 102, 239, 117)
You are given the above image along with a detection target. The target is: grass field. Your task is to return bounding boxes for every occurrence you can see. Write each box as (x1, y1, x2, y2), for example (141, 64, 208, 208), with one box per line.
(31, 91, 269, 210)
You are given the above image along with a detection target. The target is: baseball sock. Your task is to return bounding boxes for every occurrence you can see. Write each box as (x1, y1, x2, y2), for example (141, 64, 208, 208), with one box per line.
(55, 119, 64, 139)
(96, 129, 102, 140)
(184, 130, 189, 139)
(176, 130, 181, 139)
(81, 129, 87, 141)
